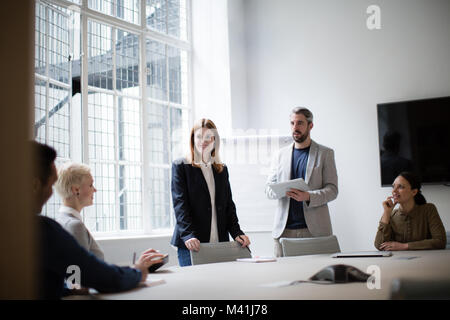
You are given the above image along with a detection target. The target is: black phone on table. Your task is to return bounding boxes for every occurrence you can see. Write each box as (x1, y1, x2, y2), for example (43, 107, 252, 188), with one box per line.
(148, 254, 169, 273)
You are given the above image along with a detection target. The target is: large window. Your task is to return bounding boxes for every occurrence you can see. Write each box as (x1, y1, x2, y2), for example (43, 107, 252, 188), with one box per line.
(34, 0, 191, 235)
(35, 2, 72, 219)
(145, 38, 189, 230)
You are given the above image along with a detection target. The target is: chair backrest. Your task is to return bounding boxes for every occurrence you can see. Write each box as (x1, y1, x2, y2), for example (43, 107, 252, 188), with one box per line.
(280, 235, 341, 257)
(190, 241, 252, 265)
(446, 231, 450, 249)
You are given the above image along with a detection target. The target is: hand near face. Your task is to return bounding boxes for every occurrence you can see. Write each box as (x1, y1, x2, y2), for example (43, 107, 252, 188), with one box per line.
(379, 241, 408, 251)
(382, 196, 397, 213)
(286, 188, 310, 202)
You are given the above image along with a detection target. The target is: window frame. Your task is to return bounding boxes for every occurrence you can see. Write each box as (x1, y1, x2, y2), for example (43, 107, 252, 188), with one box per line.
(35, 1, 74, 219)
(35, 0, 193, 237)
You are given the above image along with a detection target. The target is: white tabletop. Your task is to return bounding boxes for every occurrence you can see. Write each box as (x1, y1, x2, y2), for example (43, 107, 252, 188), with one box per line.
(97, 250, 450, 300)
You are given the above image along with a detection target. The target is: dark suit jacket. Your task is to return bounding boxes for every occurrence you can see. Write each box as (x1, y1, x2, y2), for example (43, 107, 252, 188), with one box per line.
(170, 158, 244, 249)
(38, 215, 141, 299)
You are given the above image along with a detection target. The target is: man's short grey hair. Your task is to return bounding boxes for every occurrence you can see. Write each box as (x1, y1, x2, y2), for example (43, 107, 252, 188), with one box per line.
(291, 107, 313, 123)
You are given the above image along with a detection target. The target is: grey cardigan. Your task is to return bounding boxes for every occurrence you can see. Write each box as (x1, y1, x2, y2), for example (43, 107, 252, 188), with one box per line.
(56, 206, 105, 260)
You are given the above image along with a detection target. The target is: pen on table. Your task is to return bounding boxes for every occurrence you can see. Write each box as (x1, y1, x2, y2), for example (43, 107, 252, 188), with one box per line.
(132, 252, 136, 265)
(239, 236, 251, 253)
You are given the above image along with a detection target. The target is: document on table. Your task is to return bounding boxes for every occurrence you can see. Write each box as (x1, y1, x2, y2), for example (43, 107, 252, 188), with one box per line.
(236, 257, 277, 263)
(268, 178, 310, 199)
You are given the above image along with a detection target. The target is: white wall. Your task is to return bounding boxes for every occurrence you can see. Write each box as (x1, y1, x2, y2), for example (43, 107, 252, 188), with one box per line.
(227, 0, 249, 130)
(191, 0, 233, 135)
(237, 0, 450, 251)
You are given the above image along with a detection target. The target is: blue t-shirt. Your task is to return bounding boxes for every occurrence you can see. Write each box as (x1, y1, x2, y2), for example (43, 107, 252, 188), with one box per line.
(286, 146, 310, 229)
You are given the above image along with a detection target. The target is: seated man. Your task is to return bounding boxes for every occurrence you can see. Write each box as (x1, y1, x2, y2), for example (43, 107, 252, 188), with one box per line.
(31, 141, 166, 299)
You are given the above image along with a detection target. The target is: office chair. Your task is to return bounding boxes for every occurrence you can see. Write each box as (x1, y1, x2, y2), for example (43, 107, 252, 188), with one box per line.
(190, 241, 252, 265)
(446, 231, 450, 249)
(390, 278, 450, 299)
(279, 235, 341, 257)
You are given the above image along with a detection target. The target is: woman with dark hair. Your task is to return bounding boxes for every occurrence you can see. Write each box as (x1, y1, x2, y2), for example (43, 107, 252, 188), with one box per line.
(170, 119, 250, 266)
(375, 172, 446, 251)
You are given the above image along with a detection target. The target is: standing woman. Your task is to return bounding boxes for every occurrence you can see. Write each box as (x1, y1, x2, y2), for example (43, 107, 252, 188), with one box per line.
(374, 171, 446, 251)
(171, 119, 251, 266)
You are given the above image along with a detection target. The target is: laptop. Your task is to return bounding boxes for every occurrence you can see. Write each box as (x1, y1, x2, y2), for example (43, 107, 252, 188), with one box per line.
(331, 251, 393, 258)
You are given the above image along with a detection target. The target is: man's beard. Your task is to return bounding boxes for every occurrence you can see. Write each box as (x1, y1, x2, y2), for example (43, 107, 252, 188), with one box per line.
(293, 130, 309, 143)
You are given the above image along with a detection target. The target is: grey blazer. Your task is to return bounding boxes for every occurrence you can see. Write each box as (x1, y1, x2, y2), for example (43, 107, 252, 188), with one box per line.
(265, 140, 338, 239)
(56, 206, 105, 260)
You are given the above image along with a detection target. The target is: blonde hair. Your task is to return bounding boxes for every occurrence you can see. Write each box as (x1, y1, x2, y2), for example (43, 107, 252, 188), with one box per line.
(55, 162, 92, 199)
(187, 118, 224, 173)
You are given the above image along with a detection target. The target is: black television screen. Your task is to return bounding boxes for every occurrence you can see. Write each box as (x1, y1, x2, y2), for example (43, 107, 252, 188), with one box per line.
(377, 96, 450, 186)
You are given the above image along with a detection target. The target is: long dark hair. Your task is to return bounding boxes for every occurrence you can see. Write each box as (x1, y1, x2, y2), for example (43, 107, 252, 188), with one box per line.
(398, 171, 427, 205)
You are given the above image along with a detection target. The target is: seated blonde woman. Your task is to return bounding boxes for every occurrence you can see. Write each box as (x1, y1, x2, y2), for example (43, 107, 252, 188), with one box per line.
(55, 162, 104, 260)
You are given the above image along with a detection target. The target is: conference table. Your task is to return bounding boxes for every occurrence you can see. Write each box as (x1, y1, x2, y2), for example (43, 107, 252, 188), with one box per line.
(95, 250, 450, 300)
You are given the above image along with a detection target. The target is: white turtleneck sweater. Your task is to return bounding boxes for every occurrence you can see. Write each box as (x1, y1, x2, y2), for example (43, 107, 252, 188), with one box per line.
(199, 162, 219, 243)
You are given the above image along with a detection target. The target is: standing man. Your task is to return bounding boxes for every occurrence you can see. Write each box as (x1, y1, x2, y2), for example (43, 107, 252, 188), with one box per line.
(265, 107, 338, 257)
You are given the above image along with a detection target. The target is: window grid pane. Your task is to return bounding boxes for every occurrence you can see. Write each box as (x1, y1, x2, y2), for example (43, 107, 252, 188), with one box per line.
(168, 46, 188, 105)
(167, 0, 187, 40)
(89, 0, 140, 25)
(88, 0, 114, 17)
(146, 101, 169, 164)
(88, 20, 113, 90)
(170, 107, 189, 160)
(85, 162, 116, 232)
(146, 0, 187, 40)
(34, 79, 47, 143)
(116, 0, 140, 25)
(47, 84, 70, 158)
(88, 92, 115, 161)
(35, 2, 46, 76)
(116, 29, 140, 96)
(119, 164, 143, 230)
(146, 0, 166, 34)
(118, 97, 141, 162)
(147, 167, 171, 229)
(48, 8, 70, 84)
(146, 39, 167, 101)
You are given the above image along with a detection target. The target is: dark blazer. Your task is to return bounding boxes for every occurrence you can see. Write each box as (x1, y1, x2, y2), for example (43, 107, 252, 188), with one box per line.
(38, 215, 141, 299)
(170, 158, 245, 249)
